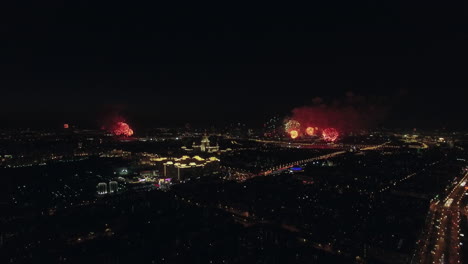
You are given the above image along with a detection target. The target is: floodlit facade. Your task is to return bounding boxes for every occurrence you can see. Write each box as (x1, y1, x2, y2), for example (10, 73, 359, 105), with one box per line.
(192, 135, 219, 153)
(109, 181, 118, 194)
(158, 155, 220, 181)
(97, 182, 107, 195)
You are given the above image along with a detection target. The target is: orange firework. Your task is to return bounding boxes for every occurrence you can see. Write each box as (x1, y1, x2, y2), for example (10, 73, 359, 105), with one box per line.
(290, 130, 299, 139)
(306, 127, 315, 136)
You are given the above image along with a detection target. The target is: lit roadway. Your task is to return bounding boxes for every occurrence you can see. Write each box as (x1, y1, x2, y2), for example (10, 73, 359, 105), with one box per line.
(412, 171, 468, 264)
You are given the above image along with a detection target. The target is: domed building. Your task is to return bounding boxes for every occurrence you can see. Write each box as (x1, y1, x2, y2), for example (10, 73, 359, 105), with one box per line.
(192, 135, 219, 153)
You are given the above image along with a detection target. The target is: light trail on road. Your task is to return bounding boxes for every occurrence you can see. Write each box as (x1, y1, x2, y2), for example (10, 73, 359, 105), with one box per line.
(413, 172, 468, 264)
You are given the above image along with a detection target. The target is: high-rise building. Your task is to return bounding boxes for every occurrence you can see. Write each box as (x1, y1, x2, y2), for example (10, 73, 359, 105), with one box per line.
(97, 182, 107, 195)
(109, 181, 118, 194)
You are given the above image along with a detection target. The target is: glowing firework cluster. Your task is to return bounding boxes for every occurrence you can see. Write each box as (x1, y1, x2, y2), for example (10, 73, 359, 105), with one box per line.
(283, 120, 299, 139)
(284, 119, 339, 142)
(284, 120, 301, 132)
(112, 122, 134, 137)
(289, 130, 299, 139)
(305, 127, 315, 136)
(322, 128, 339, 142)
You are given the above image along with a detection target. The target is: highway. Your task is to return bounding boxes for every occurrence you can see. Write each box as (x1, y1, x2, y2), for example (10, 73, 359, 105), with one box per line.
(412, 172, 468, 264)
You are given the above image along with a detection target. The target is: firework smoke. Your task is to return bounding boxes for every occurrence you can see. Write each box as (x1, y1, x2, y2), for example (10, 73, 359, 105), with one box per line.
(112, 122, 134, 136)
(322, 128, 339, 142)
(100, 113, 134, 137)
(288, 93, 388, 133)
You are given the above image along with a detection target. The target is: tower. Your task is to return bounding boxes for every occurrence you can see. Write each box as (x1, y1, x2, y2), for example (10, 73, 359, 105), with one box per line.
(200, 135, 210, 152)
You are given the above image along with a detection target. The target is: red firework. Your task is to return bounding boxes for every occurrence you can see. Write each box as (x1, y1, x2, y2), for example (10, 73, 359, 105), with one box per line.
(322, 128, 339, 142)
(113, 122, 134, 137)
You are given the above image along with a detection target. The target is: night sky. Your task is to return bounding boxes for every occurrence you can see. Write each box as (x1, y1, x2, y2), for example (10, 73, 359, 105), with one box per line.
(1, 2, 467, 129)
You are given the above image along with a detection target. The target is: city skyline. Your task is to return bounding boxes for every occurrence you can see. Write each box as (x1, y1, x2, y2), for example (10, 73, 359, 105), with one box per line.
(1, 2, 468, 264)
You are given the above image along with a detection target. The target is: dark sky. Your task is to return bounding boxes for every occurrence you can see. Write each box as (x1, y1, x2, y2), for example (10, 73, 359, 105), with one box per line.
(1, 1, 467, 129)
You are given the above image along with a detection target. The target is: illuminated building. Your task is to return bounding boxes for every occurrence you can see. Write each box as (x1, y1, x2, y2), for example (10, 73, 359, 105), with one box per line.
(158, 155, 220, 181)
(191, 135, 219, 153)
(97, 182, 107, 195)
(100, 149, 132, 158)
(140, 170, 159, 177)
(158, 178, 172, 190)
(109, 181, 118, 194)
(142, 154, 222, 182)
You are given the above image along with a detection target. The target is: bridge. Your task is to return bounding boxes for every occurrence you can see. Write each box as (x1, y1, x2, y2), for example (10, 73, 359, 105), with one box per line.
(223, 142, 391, 181)
(250, 138, 399, 150)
